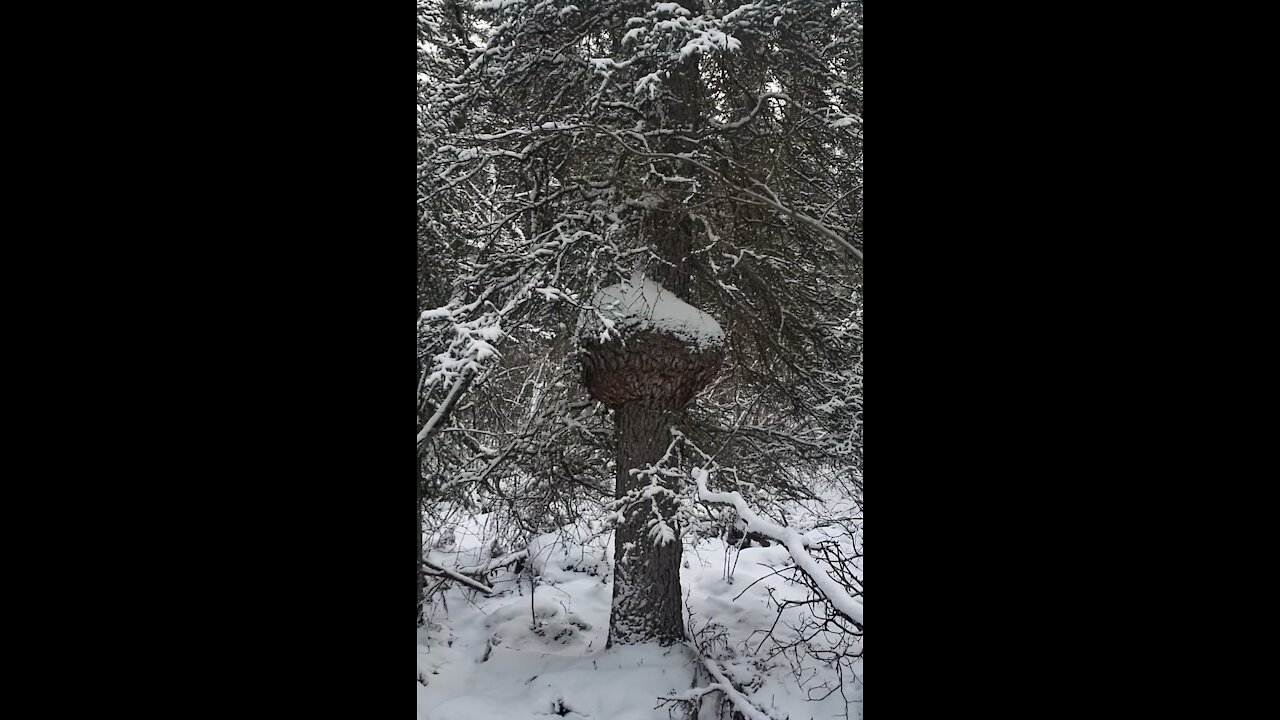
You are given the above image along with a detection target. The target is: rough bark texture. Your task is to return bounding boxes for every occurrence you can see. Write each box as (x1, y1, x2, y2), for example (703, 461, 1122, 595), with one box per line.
(417, 474, 424, 625)
(581, 333, 722, 410)
(607, 403, 685, 646)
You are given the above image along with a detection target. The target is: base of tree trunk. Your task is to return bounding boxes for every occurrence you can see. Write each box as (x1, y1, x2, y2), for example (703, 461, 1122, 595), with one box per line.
(607, 403, 686, 647)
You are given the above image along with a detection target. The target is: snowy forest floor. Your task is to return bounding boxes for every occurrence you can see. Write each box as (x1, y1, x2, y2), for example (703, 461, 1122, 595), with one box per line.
(417, 495, 862, 720)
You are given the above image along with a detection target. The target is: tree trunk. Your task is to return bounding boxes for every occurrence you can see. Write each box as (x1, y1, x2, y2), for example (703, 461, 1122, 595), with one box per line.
(417, 474, 424, 625)
(604, 0, 713, 648)
(607, 402, 685, 646)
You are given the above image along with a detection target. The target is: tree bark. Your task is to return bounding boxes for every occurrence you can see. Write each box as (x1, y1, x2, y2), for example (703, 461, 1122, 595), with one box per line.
(417, 471, 424, 625)
(607, 402, 685, 646)
(604, 0, 713, 648)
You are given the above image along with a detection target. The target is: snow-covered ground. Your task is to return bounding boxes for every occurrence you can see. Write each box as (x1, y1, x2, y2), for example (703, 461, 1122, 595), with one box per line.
(418, 499, 862, 720)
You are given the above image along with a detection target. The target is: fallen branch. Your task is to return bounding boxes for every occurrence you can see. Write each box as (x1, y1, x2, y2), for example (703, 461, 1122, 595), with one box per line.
(420, 559, 495, 595)
(456, 548, 528, 575)
(661, 645, 781, 720)
(692, 466, 863, 627)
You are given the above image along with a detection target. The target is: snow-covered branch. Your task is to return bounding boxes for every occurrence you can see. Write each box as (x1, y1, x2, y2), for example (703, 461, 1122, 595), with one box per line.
(417, 367, 476, 450)
(420, 559, 495, 595)
(691, 466, 863, 627)
(588, 124, 863, 262)
(663, 647, 781, 720)
(456, 548, 529, 576)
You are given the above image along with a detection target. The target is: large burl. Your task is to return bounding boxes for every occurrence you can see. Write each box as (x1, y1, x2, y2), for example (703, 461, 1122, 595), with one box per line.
(580, 273, 724, 411)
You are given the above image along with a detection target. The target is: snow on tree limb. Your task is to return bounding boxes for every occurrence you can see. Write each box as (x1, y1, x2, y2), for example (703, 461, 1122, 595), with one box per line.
(588, 124, 863, 263)
(662, 644, 782, 720)
(420, 559, 495, 595)
(417, 368, 475, 449)
(456, 548, 529, 575)
(693, 649, 779, 720)
(692, 466, 863, 627)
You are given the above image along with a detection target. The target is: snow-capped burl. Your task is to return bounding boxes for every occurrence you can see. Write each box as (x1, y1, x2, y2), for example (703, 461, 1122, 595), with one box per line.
(587, 273, 725, 349)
